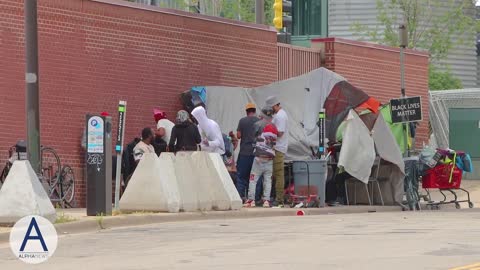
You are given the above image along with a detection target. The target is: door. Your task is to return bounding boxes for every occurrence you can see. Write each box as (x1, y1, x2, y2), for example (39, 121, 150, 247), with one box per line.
(449, 108, 480, 158)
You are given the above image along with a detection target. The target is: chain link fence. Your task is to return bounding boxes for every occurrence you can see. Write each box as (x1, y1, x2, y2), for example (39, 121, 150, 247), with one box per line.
(429, 88, 480, 148)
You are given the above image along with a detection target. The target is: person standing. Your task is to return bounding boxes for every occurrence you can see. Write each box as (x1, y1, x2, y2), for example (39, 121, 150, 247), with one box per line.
(266, 96, 288, 207)
(154, 109, 175, 147)
(235, 103, 259, 201)
(169, 110, 201, 152)
(191, 106, 225, 155)
(133, 127, 155, 163)
(244, 106, 278, 208)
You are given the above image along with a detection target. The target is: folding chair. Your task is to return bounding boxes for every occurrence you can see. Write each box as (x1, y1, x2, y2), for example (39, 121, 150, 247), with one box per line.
(345, 157, 384, 206)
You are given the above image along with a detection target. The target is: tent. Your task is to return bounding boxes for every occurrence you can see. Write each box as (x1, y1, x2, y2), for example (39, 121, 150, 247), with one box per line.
(182, 68, 376, 161)
(336, 104, 411, 155)
(338, 110, 405, 205)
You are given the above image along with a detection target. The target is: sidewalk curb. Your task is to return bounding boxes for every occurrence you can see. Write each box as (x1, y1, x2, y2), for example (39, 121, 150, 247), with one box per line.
(0, 205, 399, 244)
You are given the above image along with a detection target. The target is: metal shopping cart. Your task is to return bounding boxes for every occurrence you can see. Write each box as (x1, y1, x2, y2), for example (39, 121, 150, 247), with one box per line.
(422, 149, 474, 210)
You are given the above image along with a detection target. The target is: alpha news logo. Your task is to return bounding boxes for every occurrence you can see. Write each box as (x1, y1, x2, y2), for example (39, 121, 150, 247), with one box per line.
(9, 215, 58, 264)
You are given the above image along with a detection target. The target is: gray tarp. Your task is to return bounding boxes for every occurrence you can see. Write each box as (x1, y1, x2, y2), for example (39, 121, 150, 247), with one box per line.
(341, 112, 405, 205)
(205, 68, 344, 161)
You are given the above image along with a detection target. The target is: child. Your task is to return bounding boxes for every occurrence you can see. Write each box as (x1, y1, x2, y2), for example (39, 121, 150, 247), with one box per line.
(244, 106, 278, 208)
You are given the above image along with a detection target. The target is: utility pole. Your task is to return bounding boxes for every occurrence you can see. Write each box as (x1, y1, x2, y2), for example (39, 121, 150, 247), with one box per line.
(255, 0, 265, 24)
(399, 23, 409, 157)
(25, 0, 41, 174)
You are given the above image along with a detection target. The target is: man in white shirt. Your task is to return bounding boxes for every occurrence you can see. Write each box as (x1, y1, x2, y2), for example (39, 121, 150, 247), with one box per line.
(266, 96, 288, 206)
(154, 109, 175, 145)
(133, 127, 155, 163)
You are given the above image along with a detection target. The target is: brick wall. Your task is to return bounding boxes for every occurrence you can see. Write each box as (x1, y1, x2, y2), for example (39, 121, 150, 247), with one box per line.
(312, 37, 430, 145)
(0, 0, 277, 206)
(0, 0, 430, 208)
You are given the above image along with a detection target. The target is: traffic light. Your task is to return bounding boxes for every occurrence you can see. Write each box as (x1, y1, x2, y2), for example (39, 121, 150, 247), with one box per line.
(273, 0, 292, 30)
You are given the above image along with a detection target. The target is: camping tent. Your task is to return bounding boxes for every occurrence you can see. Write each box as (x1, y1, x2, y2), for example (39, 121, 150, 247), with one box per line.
(183, 68, 374, 161)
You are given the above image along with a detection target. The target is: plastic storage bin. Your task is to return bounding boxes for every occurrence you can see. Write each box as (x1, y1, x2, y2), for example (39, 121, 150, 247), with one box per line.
(292, 160, 328, 207)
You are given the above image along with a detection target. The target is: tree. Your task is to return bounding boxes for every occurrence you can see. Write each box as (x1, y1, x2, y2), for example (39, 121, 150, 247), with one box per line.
(219, 0, 274, 25)
(351, 0, 478, 90)
(353, 0, 477, 62)
(429, 66, 463, 90)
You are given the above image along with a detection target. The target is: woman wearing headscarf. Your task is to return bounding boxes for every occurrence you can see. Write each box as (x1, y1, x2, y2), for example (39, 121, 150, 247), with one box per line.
(168, 110, 201, 152)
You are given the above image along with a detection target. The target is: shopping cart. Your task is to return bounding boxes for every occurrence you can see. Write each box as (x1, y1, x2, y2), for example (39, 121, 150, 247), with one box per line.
(422, 158, 474, 210)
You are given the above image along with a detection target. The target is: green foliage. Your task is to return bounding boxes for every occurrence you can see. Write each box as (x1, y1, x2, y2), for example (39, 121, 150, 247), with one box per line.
(428, 65, 463, 90)
(55, 212, 77, 224)
(352, 0, 478, 62)
(197, 0, 274, 25)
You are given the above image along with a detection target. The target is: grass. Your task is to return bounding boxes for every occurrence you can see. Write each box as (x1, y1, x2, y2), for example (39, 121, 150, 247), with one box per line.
(55, 212, 77, 224)
(96, 213, 106, 230)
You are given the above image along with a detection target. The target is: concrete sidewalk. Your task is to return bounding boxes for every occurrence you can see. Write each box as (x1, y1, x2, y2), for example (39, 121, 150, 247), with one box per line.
(0, 205, 399, 244)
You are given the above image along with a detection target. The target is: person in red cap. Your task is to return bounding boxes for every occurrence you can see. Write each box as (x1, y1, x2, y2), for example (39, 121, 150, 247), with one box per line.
(153, 109, 174, 154)
(244, 106, 278, 208)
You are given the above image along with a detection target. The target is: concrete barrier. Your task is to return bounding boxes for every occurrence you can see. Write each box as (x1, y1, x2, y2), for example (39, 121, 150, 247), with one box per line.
(0, 161, 56, 224)
(120, 153, 180, 213)
(119, 151, 242, 213)
(191, 152, 230, 210)
(174, 152, 200, 212)
(208, 153, 242, 210)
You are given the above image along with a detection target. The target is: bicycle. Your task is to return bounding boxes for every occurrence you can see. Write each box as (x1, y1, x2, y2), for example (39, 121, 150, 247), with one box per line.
(1, 141, 75, 208)
(40, 146, 76, 208)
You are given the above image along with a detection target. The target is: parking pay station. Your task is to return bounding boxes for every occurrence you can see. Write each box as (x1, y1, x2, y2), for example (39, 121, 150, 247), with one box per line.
(86, 114, 112, 216)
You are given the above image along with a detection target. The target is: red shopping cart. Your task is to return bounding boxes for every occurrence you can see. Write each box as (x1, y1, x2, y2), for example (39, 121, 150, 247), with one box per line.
(422, 153, 473, 209)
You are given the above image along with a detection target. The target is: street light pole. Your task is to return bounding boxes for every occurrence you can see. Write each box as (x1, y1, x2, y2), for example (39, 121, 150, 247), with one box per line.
(399, 23, 408, 157)
(255, 0, 265, 24)
(25, 0, 41, 174)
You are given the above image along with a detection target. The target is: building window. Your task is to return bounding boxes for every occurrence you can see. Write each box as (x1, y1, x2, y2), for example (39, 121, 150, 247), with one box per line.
(293, 0, 327, 36)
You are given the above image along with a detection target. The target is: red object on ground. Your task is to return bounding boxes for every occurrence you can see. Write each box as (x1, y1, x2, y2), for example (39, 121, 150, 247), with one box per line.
(296, 210, 305, 216)
(422, 164, 463, 189)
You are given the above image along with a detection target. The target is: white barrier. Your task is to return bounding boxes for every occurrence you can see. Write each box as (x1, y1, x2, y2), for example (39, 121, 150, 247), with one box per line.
(174, 152, 200, 212)
(0, 161, 56, 223)
(120, 153, 180, 213)
(158, 153, 180, 213)
(191, 152, 230, 210)
(208, 153, 242, 210)
(119, 151, 242, 213)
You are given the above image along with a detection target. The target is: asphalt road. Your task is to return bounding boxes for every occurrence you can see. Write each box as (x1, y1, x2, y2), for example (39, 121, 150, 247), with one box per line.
(1, 211, 480, 270)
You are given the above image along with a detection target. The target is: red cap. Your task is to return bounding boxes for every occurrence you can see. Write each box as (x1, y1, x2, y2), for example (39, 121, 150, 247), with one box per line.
(153, 109, 166, 122)
(100, 112, 109, 116)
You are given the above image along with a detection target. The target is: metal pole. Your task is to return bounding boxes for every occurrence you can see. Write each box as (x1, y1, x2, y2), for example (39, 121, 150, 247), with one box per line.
(255, 0, 265, 24)
(400, 46, 409, 157)
(114, 101, 127, 210)
(400, 47, 406, 98)
(25, 0, 41, 174)
(399, 23, 409, 157)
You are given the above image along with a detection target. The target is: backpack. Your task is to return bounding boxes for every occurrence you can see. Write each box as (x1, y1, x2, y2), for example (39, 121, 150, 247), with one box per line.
(121, 137, 141, 185)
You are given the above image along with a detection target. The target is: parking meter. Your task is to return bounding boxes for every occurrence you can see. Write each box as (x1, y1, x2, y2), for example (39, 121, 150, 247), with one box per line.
(85, 114, 112, 216)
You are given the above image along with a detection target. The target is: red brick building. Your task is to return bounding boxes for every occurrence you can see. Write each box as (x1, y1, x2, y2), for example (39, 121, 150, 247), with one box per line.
(0, 0, 429, 207)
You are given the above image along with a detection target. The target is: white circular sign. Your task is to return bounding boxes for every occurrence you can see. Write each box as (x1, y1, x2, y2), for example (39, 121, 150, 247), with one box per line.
(25, 73, 37, 83)
(9, 215, 58, 264)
